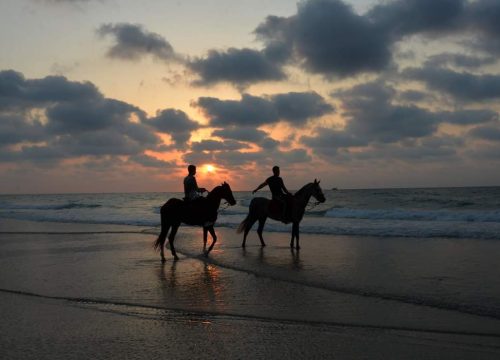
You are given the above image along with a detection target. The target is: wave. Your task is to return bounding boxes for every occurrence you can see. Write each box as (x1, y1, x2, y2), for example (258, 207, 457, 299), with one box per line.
(3, 210, 500, 240)
(325, 208, 500, 223)
(0, 202, 102, 211)
(2, 287, 498, 337)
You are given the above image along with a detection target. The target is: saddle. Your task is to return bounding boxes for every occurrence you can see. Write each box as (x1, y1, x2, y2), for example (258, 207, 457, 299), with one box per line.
(268, 196, 293, 224)
(182, 197, 216, 226)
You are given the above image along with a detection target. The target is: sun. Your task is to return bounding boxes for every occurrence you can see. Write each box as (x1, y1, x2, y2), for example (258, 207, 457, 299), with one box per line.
(204, 164, 216, 173)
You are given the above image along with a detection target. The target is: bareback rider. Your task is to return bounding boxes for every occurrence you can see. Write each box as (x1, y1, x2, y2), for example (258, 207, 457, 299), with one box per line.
(252, 165, 292, 222)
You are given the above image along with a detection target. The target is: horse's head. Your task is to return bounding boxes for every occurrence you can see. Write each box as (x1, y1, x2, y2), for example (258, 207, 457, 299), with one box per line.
(220, 181, 236, 205)
(312, 179, 326, 203)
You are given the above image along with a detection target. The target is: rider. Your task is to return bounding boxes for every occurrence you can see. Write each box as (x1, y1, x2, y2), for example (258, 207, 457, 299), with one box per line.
(184, 164, 207, 201)
(252, 165, 292, 222)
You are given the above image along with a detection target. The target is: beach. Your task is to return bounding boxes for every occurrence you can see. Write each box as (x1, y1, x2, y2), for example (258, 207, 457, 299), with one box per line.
(1, 218, 499, 359)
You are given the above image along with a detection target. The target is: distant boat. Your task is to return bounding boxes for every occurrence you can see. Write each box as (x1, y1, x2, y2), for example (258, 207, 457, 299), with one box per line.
(331, 187, 338, 191)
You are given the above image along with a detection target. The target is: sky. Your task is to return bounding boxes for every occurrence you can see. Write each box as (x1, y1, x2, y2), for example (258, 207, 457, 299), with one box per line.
(1, 0, 500, 194)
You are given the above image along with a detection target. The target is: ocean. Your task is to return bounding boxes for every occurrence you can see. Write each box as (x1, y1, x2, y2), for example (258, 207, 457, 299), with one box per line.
(1, 186, 500, 239)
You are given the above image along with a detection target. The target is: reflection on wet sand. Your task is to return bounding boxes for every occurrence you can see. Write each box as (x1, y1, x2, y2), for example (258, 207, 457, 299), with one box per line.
(157, 259, 227, 318)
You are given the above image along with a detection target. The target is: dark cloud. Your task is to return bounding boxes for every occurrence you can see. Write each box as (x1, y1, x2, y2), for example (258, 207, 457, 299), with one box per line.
(368, 0, 465, 35)
(128, 154, 176, 168)
(147, 109, 200, 147)
(335, 81, 439, 143)
(190, 139, 250, 152)
(0, 70, 166, 164)
(97, 23, 179, 62)
(404, 66, 500, 101)
(197, 91, 333, 127)
(195, 147, 311, 168)
(187, 48, 286, 88)
(0, 115, 45, 147)
(397, 90, 433, 103)
(255, 0, 392, 77)
(468, 125, 500, 142)
(212, 126, 280, 150)
(425, 53, 497, 69)
(0, 70, 99, 111)
(197, 94, 277, 127)
(252, 0, 500, 80)
(301, 127, 365, 157)
(438, 109, 498, 125)
(212, 127, 269, 143)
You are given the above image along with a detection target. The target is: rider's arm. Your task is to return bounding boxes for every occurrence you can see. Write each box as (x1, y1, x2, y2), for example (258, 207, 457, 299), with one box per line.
(280, 178, 291, 195)
(194, 178, 207, 193)
(252, 181, 267, 194)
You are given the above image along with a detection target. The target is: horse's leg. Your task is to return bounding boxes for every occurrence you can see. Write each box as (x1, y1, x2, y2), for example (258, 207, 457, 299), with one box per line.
(292, 222, 300, 250)
(205, 226, 217, 256)
(160, 223, 171, 262)
(242, 216, 258, 248)
(257, 217, 267, 247)
(203, 227, 208, 252)
(168, 223, 180, 260)
(290, 222, 297, 248)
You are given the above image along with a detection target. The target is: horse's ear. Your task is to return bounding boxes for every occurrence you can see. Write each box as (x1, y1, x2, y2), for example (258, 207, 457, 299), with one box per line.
(314, 178, 317, 184)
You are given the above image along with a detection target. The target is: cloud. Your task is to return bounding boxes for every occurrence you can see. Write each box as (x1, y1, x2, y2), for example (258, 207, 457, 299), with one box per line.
(424, 53, 497, 69)
(335, 81, 439, 143)
(255, 0, 392, 77)
(0, 70, 99, 111)
(196, 91, 333, 127)
(367, 0, 465, 35)
(0, 70, 164, 163)
(212, 126, 280, 150)
(147, 109, 201, 147)
(187, 48, 286, 88)
(0, 115, 45, 148)
(190, 139, 250, 152)
(468, 124, 500, 142)
(97, 23, 180, 62)
(128, 154, 176, 168)
(404, 65, 500, 101)
(212, 127, 269, 143)
(252, 0, 500, 80)
(437, 109, 498, 125)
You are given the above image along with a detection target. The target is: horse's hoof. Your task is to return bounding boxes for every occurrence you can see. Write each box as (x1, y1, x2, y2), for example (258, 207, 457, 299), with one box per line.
(203, 251, 209, 257)
(173, 256, 179, 261)
(161, 258, 166, 263)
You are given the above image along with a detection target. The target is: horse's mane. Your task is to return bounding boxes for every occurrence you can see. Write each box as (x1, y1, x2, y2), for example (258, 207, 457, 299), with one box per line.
(294, 182, 314, 198)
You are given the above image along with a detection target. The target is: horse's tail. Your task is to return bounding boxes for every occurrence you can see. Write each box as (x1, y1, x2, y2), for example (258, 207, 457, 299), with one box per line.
(237, 214, 249, 234)
(153, 203, 167, 251)
(153, 235, 162, 251)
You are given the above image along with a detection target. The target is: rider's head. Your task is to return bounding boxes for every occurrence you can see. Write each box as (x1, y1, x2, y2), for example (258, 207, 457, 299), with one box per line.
(272, 165, 280, 176)
(188, 164, 196, 175)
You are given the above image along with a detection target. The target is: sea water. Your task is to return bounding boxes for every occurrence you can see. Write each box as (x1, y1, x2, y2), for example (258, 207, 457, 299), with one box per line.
(1, 187, 500, 239)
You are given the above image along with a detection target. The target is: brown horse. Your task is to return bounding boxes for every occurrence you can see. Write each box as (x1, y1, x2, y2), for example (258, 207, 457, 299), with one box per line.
(237, 180, 325, 249)
(154, 182, 236, 261)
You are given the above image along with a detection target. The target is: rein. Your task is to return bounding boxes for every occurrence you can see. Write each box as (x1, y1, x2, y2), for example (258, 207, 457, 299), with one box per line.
(218, 201, 230, 212)
(305, 200, 321, 212)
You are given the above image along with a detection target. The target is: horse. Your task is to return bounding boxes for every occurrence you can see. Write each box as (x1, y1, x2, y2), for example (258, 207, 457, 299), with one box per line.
(237, 179, 325, 250)
(154, 182, 236, 261)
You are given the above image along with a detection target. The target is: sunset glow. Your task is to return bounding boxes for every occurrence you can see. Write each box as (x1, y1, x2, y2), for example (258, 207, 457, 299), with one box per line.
(204, 164, 216, 174)
(0, 0, 499, 194)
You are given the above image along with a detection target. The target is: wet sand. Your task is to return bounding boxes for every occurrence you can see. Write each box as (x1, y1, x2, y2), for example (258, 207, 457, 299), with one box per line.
(1, 218, 499, 359)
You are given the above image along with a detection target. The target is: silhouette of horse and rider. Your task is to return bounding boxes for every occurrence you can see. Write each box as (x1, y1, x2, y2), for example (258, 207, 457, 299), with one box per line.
(154, 164, 326, 261)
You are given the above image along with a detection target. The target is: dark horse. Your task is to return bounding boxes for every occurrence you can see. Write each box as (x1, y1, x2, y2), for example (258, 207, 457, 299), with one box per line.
(154, 182, 236, 261)
(237, 180, 325, 249)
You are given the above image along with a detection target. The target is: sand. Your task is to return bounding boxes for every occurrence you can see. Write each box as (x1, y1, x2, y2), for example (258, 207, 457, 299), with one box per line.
(1, 218, 499, 359)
